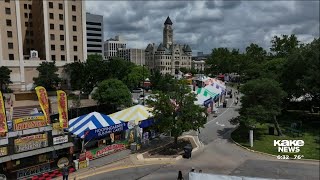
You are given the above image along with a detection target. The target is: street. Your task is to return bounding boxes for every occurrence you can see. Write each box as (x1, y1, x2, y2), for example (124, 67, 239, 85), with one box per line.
(82, 94, 320, 180)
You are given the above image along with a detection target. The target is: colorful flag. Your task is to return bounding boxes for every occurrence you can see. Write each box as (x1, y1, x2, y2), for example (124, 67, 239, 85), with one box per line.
(35, 86, 51, 124)
(57, 90, 68, 128)
(0, 91, 8, 134)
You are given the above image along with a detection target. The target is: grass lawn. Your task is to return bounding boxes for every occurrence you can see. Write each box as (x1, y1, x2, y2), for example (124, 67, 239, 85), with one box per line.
(232, 112, 320, 160)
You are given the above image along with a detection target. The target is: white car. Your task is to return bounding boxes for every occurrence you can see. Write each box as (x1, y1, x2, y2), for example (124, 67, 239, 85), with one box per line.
(132, 88, 143, 93)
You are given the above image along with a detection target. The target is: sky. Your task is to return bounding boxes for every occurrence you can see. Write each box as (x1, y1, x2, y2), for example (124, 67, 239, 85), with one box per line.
(86, 0, 320, 55)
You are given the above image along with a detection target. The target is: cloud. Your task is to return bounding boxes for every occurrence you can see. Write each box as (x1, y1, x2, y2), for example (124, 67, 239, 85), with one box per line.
(86, 0, 320, 54)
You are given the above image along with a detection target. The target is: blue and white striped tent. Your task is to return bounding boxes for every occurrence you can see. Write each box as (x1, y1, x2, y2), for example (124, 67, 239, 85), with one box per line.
(68, 112, 122, 139)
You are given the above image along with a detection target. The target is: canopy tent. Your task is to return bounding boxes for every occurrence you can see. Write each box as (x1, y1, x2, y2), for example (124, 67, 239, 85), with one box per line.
(68, 112, 122, 139)
(109, 105, 153, 125)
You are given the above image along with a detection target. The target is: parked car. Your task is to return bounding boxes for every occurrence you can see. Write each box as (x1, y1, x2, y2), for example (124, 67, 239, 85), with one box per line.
(132, 88, 143, 93)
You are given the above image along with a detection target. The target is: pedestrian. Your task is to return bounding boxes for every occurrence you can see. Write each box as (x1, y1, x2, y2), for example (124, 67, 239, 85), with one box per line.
(190, 168, 195, 172)
(177, 170, 184, 180)
(62, 164, 69, 180)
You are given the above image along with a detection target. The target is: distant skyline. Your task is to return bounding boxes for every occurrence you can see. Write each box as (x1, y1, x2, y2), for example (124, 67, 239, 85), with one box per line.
(86, 0, 320, 54)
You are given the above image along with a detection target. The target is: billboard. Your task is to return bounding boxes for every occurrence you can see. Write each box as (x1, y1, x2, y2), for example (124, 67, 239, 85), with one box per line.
(14, 134, 48, 153)
(13, 115, 46, 131)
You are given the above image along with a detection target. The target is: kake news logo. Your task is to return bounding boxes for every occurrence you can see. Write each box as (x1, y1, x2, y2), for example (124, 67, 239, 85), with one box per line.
(274, 140, 304, 153)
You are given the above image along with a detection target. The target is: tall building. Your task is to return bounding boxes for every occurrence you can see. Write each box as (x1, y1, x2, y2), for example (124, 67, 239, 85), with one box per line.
(0, 0, 87, 91)
(192, 52, 210, 73)
(104, 35, 126, 60)
(86, 12, 104, 56)
(145, 16, 192, 75)
(117, 48, 145, 66)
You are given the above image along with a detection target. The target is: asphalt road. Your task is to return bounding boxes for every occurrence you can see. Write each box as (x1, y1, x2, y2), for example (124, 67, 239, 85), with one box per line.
(87, 92, 320, 180)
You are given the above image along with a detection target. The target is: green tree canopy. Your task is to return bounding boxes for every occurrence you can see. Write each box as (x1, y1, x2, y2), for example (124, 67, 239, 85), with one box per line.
(124, 65, 150, 90)
(64, 62, 86, 90)
(147, 80, 207, 144)
(237, 78, 286, 135)
(270, 34, 300, 58)
(150, 70, 176, 93)
(92, 79, 132, 110)
(0, 66, 12, 92)
(33, 62, 61, 90)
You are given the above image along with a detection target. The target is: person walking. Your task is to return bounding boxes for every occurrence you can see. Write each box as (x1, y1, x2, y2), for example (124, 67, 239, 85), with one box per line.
(177, 170, 184, 180)
(62, 165, 69, 180)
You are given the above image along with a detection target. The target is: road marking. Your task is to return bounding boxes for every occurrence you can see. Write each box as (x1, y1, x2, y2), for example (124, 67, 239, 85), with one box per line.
(205, 98, 235, 125)
(216, 122, 225, 127)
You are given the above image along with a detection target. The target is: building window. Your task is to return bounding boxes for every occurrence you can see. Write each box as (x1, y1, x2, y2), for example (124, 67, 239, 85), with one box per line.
(49, 2, 53, 8)
(73, 36, 77, 42)
(51, 44, 55, 51)
(49, 13, 54, 19)
(30, 39, 34, 44)
(73, 46, 77, 51)
(72, 15, 76, 22)
(74, 55, 78, 62)
(29, 13, 32, 19)
(5, 8, 11, 15)
(72, 5, 76, 11)
(24, 13, 28, 18)
(9, 54, 14, 60)
(24, 4, 28, 9)
(6, 19, 12, 26)
(28, 4, 32, 9)
(59, 3, 63, 10)
(5, 0, 10, 3)
(59, 14, 63, 20)
(61, 55, 65, 61)
(59, 24, 64, 30)
(60, 35, 64, 41)
(50, 34, 55, 40)
(60, 45, 65, 51)
(51, 55, 56, 61)
(30, 31, 33, 36)
(50, 24, 54, 30)
(8, 43, 13, 49)
(7, 31, 12, 38)
(72, 26, 77, 31)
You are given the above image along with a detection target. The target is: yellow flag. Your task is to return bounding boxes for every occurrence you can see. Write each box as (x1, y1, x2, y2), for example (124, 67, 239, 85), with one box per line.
(0, 91, 8, 133)
(57, 90, 68, 128)
(35, 86, 51, 124)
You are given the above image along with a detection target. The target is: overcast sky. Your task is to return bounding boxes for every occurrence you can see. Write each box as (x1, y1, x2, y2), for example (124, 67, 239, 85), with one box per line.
(86, 0, 319, 55)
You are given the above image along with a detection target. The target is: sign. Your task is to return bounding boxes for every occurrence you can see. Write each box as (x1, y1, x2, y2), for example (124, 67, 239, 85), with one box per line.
(57, 157, 69, 168)
(85, 144, 126, 160)
(53, 135, 68, 145)
(0, 147, 8, 157)
(17, 163, 50, 179)
(0, 91, 8, 133)
(13, 115, 46, 131)
(57, 90, 68, 128)
(14, 134, 48, 153)
(84, 123, 127, 141)
(79, 160, 87, 169)
(274, 140, 304, 153)
(35, 86, 50, 124)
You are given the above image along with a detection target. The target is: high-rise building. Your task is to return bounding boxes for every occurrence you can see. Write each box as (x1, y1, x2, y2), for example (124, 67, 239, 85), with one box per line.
(117, 48, 145, 66)
(145, 16, 192, 75)
(0, 0, 87, 91)
(86, 12, 104, 56)
(104, 35, 126, 60)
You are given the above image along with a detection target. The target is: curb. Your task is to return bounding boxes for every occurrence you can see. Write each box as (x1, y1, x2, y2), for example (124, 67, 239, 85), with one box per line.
(136, 135, 202, 163)
(230, 127, 319, 162)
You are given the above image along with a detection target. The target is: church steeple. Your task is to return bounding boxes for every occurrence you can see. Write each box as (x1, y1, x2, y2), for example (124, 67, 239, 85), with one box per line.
(163, 16, 173, 49)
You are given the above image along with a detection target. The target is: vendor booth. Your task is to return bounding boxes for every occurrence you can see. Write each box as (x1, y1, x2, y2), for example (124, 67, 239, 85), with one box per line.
(109, 105, 156, 149)
(67, 112, 128, 167)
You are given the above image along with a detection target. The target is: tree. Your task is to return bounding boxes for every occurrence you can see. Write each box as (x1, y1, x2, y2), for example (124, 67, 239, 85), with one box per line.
(92, 79, 132, 110)
(237, 78, 287, 136)
(150, 70, 176, 93)
(245, 43, 267, 64)
(0, 66, 12, 92)
(147, 80, 207, 144)
(108, 57, 135, 81)
(33, 62, 61, 90)
(124, 65, 150, 90)
(64, 62, 86, 90)
(270, 34, 299, 58)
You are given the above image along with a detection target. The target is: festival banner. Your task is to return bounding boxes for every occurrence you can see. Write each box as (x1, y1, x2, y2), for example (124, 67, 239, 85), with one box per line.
(35, 86, 50, 124)
(14, 133, 48, 153)
(13, 115, 46, 131)
(85, 143, 127, 160)
(84, 123, 128, 141)
(0, 147, 8, 157)
(57, 90, 68, 128)
(0, 91, 8, 133)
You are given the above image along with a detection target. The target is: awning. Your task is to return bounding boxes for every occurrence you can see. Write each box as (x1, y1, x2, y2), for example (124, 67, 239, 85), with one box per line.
(109, 105, 153, 124)
(68, 112, 122, 139)
(0, 156, 11, 163)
